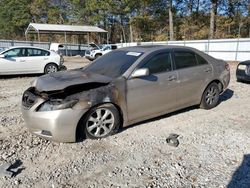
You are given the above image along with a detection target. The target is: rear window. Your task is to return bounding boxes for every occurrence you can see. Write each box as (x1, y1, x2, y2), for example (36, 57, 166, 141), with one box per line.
(84, 50, 143, 78)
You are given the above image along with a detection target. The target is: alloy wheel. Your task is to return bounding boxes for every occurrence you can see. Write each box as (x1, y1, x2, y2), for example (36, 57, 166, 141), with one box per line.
(86, 108, 115, 137)
(46, 64, 57, 74)
(205, 85, 219, 105)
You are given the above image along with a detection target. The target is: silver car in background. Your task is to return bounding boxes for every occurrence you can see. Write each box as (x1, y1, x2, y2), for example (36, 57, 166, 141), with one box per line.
(0, 46, 65, 75)
(21, 45, 230, 142)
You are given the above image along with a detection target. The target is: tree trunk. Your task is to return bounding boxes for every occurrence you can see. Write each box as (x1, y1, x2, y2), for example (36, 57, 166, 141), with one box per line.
(248, 2, 250, 37)
(130, 23, 133, 42)
(196, 0, 200, 13)
(168, 0, 174, 40)
(188, 0, 194, 14)
(209, 0, 217, 39)
(120, 16, 126, 43)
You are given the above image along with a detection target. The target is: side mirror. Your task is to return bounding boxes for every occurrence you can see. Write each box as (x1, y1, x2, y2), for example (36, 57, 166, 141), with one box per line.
(131, 68, 149, 78)
(0, 54, 5, 58)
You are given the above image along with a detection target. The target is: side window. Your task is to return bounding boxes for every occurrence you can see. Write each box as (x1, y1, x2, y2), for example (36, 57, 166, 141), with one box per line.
(141, 52, 172, 74)
(41, 50, 50, 56)
(196, 54, 208, 65)
(26, 48, 50, 56)
(174, 51, 197, 69)
(3, 48, 24, 58)
(26, 49, 33, 56)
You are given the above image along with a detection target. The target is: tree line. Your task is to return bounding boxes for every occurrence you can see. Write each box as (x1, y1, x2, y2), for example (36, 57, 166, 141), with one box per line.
(0, 0, 249, 43)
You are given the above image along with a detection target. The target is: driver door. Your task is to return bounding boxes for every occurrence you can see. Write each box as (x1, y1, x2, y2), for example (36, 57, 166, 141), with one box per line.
(126, 51, 178, 122)
(0, 48, 27, 74)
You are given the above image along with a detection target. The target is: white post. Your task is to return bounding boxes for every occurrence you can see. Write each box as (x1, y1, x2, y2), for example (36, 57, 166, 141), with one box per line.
(107, 33, 109, 44)
(64, 32, 68, 56)
(235, 38, 240, 61)
(38, 31, 40, 42)
(87, 32, 90, 45)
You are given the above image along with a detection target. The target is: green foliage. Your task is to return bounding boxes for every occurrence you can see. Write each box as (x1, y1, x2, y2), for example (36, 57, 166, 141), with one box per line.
(0, 0, 31, 39)
(0, 0, 249, 42)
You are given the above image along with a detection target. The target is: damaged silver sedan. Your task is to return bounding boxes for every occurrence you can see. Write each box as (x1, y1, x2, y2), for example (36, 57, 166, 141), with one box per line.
(21, 46, 230, 142)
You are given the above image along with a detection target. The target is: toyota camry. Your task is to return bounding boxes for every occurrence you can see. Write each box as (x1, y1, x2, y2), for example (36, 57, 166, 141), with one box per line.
(21, 45, 230, 142)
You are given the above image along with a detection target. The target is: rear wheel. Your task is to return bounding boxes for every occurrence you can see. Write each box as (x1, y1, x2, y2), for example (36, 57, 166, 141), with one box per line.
(200, 83, 220, 109)
(83, 104, 120, 139)
(44, 63, 58, 74)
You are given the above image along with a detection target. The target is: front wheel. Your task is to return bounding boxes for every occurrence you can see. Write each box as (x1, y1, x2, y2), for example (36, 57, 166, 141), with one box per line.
(95, 54, 102, 59)
(44, 63, 58, 74)
(200, 83, 220, 109)
(83, 104, 120, 139)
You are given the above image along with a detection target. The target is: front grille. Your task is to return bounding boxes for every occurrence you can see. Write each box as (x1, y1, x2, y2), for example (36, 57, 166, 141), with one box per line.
(22, 90, 37, 109)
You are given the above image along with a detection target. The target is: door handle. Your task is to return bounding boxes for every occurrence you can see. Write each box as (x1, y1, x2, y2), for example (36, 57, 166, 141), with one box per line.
(44, 58, 49, 60)
(20, 60, 26, 62)
(167, 75, 177, 81)
(204, 68, 212, 72)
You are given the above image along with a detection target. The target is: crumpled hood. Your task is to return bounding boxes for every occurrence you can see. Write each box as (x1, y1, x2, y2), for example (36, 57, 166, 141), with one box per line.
(33, 69, 113, 92)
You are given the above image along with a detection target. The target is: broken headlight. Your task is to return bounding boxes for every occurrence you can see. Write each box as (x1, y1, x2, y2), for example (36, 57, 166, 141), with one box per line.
(37, 99, 78, 111)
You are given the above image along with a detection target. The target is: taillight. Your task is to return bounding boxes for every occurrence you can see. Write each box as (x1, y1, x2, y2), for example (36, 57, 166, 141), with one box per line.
(60, 55, 64, 64)
(225, 63, 230, 71)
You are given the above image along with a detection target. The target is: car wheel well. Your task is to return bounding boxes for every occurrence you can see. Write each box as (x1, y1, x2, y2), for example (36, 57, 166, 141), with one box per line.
(75, 102, 123, 142)
(200, 80, 223, 105)
(44, 63, 58, 73)
(95, 53, 102, 57)
(209, 80, 223, 93)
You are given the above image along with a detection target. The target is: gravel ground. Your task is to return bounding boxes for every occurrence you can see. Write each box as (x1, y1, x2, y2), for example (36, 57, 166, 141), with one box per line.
(0, 59, 250, 188)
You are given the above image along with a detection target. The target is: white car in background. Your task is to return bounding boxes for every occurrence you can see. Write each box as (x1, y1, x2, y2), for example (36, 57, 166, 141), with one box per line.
(85, 43, 117, 61)
(0, 46, 66, 75)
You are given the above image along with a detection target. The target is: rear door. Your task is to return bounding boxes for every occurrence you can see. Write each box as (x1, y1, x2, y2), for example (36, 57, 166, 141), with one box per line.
(126, 51, 178, 122)
(25, 48, 50, 73)
(173, 50, 213, 107)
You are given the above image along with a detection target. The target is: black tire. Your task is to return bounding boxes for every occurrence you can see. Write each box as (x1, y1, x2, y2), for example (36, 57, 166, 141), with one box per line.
(44, 63, 58, 74)
(83, 104, 120, 139)
(200, 83, 220, 109)
(236, 78, 242, 82)
(95, 54, 102, 59)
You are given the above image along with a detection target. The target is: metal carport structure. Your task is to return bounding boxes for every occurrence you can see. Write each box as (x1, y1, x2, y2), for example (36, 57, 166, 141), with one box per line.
(25, 23, 108, 45)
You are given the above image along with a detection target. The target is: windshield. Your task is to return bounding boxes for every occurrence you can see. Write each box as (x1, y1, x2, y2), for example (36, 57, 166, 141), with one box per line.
(102, 46, 111, 51)
(84, 50, 143, 78)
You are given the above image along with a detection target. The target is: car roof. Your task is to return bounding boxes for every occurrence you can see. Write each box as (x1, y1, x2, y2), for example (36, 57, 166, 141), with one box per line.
(119, 45, 198, 53)
(5, 46, 49, 51)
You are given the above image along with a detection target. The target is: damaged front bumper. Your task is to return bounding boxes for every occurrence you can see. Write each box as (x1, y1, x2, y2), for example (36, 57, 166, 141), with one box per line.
(21, 93, 88, 142)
